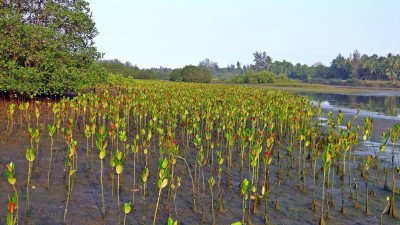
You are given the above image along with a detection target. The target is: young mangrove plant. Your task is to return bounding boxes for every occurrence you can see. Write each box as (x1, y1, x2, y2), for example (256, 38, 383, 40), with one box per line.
(194, 134, 207, 223)
(311, 144, 321, 211)
(241, 178, 249, 225)
(208, 176, 216, 225)
(167, 217, 178, 225)
(96, 125, 108, 218)
(170, 176, 181, 222)
(84, 124, 91, 175)
(131, 134, 140, 210)
(5, 162, 18, 225)
(154, 157, 169, 225)
(7, 103, 15, 132)
(63, 140, 77, 225)
(319, 143, 332, 225)
(365, 155, 373, 215)
(123, 202, 131, 225)
(140, 167, 149, 225)
(26, 147, 35, 220)
(387, 124, 399, 218)
(381, 196, 390, 225)
(216, 150, 225, 212)
(7, 192, 17, 225)
(47, 124, 56, 189)
(113, 148, 125, 224)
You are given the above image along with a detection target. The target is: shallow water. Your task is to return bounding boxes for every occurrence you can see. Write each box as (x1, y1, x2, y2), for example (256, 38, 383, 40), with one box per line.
(297, 91, 400, 162)
(298, 91, 400, 117)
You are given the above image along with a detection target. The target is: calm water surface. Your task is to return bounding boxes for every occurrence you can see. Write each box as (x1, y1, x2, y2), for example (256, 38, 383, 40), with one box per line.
(296, 91, 400, 161)
(297, 92, 400, 117)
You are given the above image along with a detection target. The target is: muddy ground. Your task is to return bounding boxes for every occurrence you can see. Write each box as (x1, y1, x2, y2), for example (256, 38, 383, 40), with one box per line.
(0, 119, 400, 225)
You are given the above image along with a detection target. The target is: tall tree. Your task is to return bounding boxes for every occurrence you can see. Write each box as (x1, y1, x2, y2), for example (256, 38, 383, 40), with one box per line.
(0, 0, 102, 95)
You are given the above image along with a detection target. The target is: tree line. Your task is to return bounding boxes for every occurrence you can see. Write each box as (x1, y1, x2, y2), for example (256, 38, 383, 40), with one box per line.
(198, 50, 400, 84)
(96, 59, 170, 80)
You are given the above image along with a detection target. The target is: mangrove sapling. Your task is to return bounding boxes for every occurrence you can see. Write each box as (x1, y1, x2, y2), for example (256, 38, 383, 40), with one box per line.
(47, 124, 56, 189)
(240, 131, 249, 189)
(387, 124, 399, 218)
(365, 155, 373, 215)
(26, 147, 35, 220)
(131, 135, 140, 210)
(154, 157, 169, 225)
(379, 131, 390, 190)
(255, 129, 266, 205)
(199, 148, 208, 223)
(311, 144, 321, 211)
(7, 192, 17, 225)
(63, 140, 77, 225)
(84, 124, 91, 176)
(175, 155, 197, 213)
(319, 144, 333, 225)
(123, 202, 131, 225)
(89, 115, 96, 173)
(165, 137, 177, 216)
(167, 217, 178, 225)
(247, 138, 262, 225)
(286, 146, 293, 177)
(241, 179, 249, 225)
(216, 150, 225, 212)
(140, 168, 149, 225)
(303, 128, 311, 193)
(5, 162, 18, 225)
(96, 125, 108, 218)
(113, 149, 125, 224)
(263, 150, 272, 224)
(7, 103, 15, 132)
(381, 196, 390, 225)
(208, 177, 216, 225)
(298, 127, 304, 189)
(108, 126, 116, 213)
(171, 176, 181, 222)
(33, 127, 40, 174)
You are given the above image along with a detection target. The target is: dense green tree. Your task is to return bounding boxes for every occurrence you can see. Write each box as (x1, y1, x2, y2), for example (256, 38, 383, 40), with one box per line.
(96, 59, 160, 79)
(0, 0, 104, 95)
(170, 65, 212, 83)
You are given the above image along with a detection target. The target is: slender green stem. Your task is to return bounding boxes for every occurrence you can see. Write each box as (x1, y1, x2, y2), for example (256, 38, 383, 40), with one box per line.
(101, 159, 105, 218)
(27, 161, 32, 217)
(153, 188, 162, 225)
(47, 137, 53, 189)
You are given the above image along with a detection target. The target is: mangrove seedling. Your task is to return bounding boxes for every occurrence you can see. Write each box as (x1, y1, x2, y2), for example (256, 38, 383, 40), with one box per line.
(113, 149, 125, 213)
(168, 217, 178, 225)
(123, 202, 131, 225)
(381, 196, 390, 225)
(140, 167, 149, 225)
(387, 124, 399, 218)
(47, 124, 56, 189)
(364, 155, 373, 215)
(216, 150, 225, 212)
(96, 125, 108, 218)
(63, 140, 77, 225)
(5, 162, 18, 225)
(241, 178, 249, 224)
(208, 176, 216, 225)
(26, 147, 35, 219)
(7, 192, 17, 225)
(154, 157, 169, 225)
(131, 135, 140, 210)
(7, 103, 15, 132)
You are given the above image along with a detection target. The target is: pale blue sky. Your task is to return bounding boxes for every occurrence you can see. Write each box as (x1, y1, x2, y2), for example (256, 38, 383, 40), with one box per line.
(87, 0, 400, 69)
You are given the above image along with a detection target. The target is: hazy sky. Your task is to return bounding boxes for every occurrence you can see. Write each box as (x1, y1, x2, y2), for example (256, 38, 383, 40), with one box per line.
(87, 0, 400, 69)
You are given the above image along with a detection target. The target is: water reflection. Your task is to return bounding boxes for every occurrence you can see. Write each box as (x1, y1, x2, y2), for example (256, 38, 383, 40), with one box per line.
(297, 92, 400, 116)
